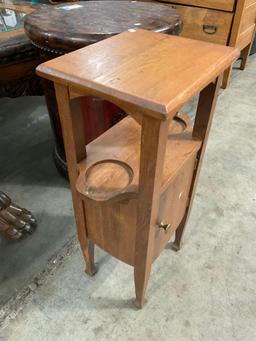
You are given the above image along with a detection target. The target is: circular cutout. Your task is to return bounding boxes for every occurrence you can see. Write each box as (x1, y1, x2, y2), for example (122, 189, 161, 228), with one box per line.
(169, 116, 188, 135)
(83, 160, 134, 200)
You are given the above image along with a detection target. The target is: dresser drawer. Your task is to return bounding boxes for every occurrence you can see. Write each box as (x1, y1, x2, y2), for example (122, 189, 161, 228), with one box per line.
(172, 4, 233, 45)
(161, 0, 235, 12)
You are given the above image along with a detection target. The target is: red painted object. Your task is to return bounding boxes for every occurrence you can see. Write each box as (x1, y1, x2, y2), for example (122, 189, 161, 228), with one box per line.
(81, 97, 125, 144)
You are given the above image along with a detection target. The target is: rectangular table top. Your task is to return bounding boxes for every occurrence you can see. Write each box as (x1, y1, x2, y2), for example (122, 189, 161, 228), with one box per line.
(37, 29, 239, 118)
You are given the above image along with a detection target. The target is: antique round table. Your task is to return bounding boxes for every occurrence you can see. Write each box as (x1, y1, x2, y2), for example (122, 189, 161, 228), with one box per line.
(25, 1, 182, 176)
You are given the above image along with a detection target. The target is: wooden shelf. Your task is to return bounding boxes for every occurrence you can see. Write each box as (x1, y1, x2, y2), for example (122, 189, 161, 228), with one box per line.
(76, 115, 202, 201)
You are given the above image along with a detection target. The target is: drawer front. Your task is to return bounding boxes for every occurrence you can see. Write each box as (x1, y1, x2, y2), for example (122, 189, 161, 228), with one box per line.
(172, 4, 233, 45)
(161, 0, 235, 12)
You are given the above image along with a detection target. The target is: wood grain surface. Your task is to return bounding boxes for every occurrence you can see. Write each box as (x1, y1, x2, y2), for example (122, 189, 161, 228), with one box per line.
(37, 29, 239, 117)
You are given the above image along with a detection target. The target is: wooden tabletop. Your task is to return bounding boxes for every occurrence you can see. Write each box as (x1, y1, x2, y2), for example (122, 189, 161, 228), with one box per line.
(37, 29, 239, 118)
(25, 1, 181, 52)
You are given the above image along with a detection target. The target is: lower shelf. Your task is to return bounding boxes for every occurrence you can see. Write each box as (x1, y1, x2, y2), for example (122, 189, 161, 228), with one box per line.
(77, 114, 201, 201)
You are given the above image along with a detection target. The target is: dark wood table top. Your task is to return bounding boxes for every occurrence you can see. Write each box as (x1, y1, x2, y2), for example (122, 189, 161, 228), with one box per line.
(25, 1, 181, 53)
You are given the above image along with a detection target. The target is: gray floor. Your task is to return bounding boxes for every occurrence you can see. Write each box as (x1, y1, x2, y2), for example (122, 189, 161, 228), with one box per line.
(0, 55, 256, 340)
(0, 96, 75, 307)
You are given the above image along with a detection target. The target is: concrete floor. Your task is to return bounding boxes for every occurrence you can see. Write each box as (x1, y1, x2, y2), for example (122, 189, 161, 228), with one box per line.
(0, 96, 75, 307)
(0, 55, 256, 340)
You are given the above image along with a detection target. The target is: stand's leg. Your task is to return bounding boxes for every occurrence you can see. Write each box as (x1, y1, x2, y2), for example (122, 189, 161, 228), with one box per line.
(222, 66, 232, 89)
(170, 214, 187, 252)
(170, 77, 222, 252)
(54, 84, 96, 276)
(85, 240, 97, 276)
(240, 43, 252, 70)
(133, 116, 169, 308)
(134, 256, 152, 308)
(72, 198, 97, 276)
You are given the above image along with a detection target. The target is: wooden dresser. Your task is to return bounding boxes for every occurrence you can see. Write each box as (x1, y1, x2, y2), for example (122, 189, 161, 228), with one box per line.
(158, 0, 256, 88)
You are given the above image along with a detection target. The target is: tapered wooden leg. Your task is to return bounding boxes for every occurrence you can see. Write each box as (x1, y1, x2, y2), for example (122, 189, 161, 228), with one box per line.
(73, 198, 97, 276)
(54, 84, 96, 276)
(78, 229, 96, 276)
(84, 240, 97, 276)
(222, 65, 232, 89)
(170, 214, 187, 252)
(170, 78, 222, 252)
(240, 43, 252, 70)
(133, 116, 169, 308)
(134, 256, 152, 308)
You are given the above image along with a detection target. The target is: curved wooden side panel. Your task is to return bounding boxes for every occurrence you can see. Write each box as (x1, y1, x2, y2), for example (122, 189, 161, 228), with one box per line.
(84, 197, 137, 266)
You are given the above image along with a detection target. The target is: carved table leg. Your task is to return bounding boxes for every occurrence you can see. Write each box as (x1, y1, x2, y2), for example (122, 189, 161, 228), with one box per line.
(0, 192, 37, 240)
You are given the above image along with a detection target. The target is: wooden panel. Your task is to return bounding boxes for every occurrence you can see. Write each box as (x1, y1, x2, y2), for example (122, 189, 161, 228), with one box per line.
(229, 0, 256, 48)
(239, 4, 256, 33)
(172, 4, 233, 45)
(160, 0, 235, 12)
(236, 26, 256, 49)
(84, 197, 137, 266)
(37, 30, 239, 118)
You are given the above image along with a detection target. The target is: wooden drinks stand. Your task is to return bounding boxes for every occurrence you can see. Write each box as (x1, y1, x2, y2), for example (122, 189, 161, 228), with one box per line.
(37, 29, 239, 308)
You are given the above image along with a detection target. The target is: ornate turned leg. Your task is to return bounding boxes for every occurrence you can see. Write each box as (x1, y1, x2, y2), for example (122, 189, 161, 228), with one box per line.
(0, 191, 37, 240)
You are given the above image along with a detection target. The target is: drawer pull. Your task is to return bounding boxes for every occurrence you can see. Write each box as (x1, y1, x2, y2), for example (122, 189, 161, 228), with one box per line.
(158, 221, 171, 233)
(203, 24, 218, 35)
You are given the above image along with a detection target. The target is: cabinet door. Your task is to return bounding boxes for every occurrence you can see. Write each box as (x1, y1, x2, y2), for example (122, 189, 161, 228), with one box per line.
(172, 4, 233, 45)
(161, 0, 235, 12)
